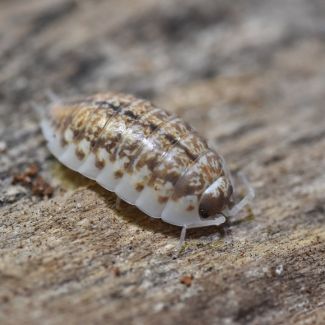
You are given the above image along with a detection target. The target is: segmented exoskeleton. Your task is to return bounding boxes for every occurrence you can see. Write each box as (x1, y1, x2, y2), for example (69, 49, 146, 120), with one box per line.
(40, 92, 254, 245)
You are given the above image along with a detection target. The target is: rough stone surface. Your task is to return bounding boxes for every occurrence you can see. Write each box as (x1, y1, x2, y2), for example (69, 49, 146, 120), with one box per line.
(0, 0, 324, 324)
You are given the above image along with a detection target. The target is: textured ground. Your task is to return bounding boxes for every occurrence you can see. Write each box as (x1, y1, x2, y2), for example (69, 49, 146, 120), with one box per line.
(0, 0, 324, 324)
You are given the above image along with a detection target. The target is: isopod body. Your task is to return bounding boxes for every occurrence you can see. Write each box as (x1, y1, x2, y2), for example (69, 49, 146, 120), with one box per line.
(41, 92, 237, 228)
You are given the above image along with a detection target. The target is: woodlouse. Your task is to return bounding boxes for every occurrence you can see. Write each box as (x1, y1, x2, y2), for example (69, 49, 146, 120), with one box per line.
(40, 92, 254, 244)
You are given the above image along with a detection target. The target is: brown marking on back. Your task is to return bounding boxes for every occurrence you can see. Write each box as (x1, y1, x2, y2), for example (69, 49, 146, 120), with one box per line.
(186, 205, 195, 211)
(158, 196, 169, 204)
(60, 137, 68, 147)
(149, 123, 158, 131)
(171, 151, 224, 201)
(114, 170, 124, 179)
(144, 127, 210, 201)
(164, 133, 178, 145)
(119, 110, 174, 173)
(135, 183, 144, 192)
(75, 148, 85, 160)
(95, 158, 105, 170)
(124, 110, 138, 119)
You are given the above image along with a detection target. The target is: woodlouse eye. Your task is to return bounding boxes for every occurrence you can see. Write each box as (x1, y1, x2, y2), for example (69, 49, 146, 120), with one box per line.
(199, 206, 210, 219)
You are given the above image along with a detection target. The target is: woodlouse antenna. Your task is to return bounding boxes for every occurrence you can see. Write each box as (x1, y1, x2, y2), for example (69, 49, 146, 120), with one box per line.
(174, 214, 227, 257)
(174, 225, 187, 257)
(45, 89, 62, 105)
(32, 89, 62, 122)
(229, 172, 255, 216)
(31, 101, 46, 121)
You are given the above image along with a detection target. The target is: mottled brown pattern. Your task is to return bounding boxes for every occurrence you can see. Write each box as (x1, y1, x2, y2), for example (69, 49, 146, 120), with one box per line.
(147, 131, 209, 190)
(198, 176, 233, 217)
(51, 103, 79, 131)
(51, 92, 137, 147)
(75, 148, 86, 161)
(51, 102, 109, 148)
(135, 183, 144, 192)
(117, 108, 172, 170)
(133, 117, 192, 174)
(171, 151, 224, 200)
(51, 105, 80, 146)
(50, 92, 232, 209)
(86, 98, 157, 168)
(95, 159, 105, 170)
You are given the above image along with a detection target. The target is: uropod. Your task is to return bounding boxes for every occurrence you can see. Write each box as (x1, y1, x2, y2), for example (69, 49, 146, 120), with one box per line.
(40, 92, 254, 250)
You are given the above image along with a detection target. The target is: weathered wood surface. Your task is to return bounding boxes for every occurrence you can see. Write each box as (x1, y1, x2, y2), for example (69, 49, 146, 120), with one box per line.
(0, 0, 325, 324)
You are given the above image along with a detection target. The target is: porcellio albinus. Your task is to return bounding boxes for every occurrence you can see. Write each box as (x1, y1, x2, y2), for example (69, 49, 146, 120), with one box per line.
(40, 92, 254, 244)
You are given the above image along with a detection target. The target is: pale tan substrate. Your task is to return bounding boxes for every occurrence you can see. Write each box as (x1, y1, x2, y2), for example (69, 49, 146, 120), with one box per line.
(0, 0, 324, 324)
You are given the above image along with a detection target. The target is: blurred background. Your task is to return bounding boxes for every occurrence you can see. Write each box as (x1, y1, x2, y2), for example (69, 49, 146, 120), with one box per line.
(0, 1, 324, 324)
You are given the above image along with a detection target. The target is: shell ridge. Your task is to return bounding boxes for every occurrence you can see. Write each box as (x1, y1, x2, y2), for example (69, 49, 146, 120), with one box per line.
(76, 105, 120, 179)
(100, 101, 157, 192)
(54, 96, 124, 176)
(93, 98, 156, 192)
(160, 149, 211, 220)
(114, 110, 176, 206)
(134, 117, 194, 218)
(126, 114, 177, 174)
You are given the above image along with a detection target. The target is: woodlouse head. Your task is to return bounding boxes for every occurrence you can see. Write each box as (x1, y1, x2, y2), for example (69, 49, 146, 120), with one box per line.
(198, 176, 233, 219)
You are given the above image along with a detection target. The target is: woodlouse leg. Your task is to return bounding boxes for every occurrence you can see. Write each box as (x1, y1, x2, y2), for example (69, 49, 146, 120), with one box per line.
(219, 154, 235, 189)
(45, 89, 62, 105)
(229, 172, 255, 216)
(115, 197, 122, 210)
(174, 226, 187, 257)
(173, 216, 226, 257)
